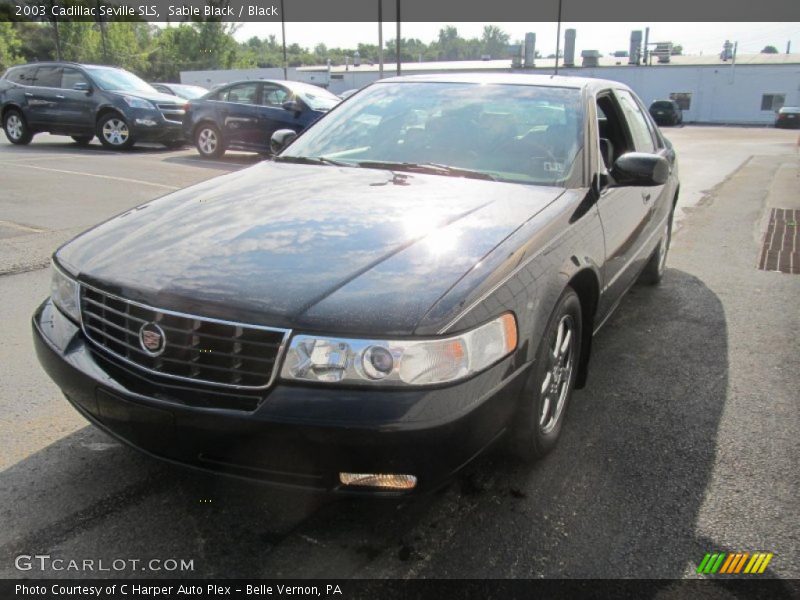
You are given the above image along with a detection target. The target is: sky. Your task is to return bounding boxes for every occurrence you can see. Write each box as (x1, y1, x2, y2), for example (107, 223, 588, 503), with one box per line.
(233, 21, 800, 57)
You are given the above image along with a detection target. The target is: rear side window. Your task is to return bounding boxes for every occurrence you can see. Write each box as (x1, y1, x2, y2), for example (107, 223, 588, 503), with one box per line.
(6, 67, 36, 85)
(33, 66, 62, 88)
(221, 82, 259, 104)
(616, 90, 656, 153)
(651, 101, 674, 110)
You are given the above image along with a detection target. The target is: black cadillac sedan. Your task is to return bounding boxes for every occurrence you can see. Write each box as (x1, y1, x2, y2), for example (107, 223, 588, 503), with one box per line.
(34, 74, 679, 495)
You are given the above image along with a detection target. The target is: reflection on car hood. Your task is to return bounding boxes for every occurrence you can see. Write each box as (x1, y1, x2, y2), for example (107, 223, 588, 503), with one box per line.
(57, 162, 564, 335)
(116, 90, 183, 104)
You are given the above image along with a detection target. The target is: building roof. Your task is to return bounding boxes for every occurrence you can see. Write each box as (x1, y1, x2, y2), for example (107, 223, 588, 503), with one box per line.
(378, 72, 625, 90)
(297, 53, 800, 74)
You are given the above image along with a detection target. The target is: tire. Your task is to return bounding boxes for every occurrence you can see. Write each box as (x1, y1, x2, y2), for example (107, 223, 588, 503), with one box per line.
(96, 113, 135, 150)
(195, 124, 224, 158)
(71, 135, 93, 145)
(639, 214, 673, 285)
(3, 109, 33, 145)
(511, 287, 582, 462)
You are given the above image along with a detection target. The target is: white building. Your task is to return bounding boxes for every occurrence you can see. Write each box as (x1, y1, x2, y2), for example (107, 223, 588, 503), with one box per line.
(181, 53, 800, 125)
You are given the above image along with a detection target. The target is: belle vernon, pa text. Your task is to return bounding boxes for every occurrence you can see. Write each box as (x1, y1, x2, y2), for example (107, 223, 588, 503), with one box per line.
(16, 584, 344, 596)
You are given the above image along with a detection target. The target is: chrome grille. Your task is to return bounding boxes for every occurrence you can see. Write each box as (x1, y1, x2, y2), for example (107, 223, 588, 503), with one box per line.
(80, 286, 289, 390)
(156, 103, 185, 124)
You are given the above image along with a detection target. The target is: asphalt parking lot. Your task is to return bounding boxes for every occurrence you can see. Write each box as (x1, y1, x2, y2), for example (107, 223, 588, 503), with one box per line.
(1, 127, 798, 580)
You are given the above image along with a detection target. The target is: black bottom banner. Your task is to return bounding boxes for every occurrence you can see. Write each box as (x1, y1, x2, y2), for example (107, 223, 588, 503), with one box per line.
(2, 579, 799, 600)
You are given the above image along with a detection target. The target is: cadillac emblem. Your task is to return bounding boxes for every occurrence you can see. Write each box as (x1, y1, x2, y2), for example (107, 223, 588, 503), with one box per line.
(139, 322, 166, 356)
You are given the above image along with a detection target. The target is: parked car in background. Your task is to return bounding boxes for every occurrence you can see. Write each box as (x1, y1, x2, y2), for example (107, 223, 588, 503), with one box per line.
(183, 79, 340, 158)
(339, 88, 359, 100)
(150, 82, 208, 100)
(0, 62, 186, 149)
(34, 74, 679, 494)
(775, 106, 800, 129)
(649, 99, 683, 126)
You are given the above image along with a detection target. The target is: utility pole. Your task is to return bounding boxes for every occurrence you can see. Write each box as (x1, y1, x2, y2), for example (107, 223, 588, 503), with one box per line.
(280, 0, 288, 79)
(396, 0, 401, 76)
(554, 0, 563, 75)
(51, 18, 62, 61)
(378, 0, 384, 78)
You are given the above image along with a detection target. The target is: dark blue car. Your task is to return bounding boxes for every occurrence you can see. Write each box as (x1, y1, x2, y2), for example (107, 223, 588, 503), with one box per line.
(184, 79, 340, 158)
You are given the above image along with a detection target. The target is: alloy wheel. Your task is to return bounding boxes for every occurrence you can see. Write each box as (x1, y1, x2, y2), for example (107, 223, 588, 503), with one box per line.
(539, 314, 576, 434)
(102, 118, 129, 146)
(6, 114, 23, 140)
(198, 128, 218, 155)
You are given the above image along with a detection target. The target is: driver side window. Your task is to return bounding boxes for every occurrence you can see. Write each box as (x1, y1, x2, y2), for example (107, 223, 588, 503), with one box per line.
(262, 84, 289, 107)
(615, 89, 656, 153)
(596, 93, 633, 171)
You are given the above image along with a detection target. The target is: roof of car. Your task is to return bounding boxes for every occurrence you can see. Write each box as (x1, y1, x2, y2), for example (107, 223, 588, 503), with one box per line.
(373, 72, 631, 90)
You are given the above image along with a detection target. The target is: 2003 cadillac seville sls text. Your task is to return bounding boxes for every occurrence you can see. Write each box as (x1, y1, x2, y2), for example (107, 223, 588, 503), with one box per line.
(33, 74, 679, 494)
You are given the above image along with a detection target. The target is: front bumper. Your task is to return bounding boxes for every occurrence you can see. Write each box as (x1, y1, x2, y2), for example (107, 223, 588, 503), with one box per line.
(127, 108, 185, 142)
(33, 299, 529, 495)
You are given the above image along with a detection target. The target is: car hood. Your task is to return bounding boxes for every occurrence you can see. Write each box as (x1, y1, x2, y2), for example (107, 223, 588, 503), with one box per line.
(114, 89, 183, 104)
(57, 163, 564, 335)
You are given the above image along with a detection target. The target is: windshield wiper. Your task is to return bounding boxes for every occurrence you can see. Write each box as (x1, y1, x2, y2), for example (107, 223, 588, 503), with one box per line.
(273, 155, 352, 167)
(353, 161, 497, 181)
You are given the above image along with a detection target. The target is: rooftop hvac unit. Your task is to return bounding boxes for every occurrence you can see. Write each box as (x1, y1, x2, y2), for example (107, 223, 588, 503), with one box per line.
(629, 30, 643, 65)
(509, 43, 523, 68)
(581, 50, 600, 68)
(652, 42, 673, 63)
(524, 33, 536, 68)
(564, 29, 576, 67)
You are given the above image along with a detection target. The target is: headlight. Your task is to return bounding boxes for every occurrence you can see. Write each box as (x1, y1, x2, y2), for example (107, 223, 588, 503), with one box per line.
(121, 95, 155, 109)
(280, 313, 517, 386)
(50, 262, 81, 323)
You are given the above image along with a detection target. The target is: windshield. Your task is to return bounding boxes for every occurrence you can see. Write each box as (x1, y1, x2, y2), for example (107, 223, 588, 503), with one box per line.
(651, 101, 674, 110)
(282, 81, 584, 186)
(86, 67, 156, 93)
(170, 84, 207, 99)
(290, 83, 340, 111)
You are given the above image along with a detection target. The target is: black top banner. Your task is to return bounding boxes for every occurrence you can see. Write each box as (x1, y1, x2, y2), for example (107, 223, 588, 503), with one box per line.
(1, 0, 799, 22)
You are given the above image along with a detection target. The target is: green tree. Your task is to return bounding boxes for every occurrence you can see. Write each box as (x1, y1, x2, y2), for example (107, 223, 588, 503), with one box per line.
(480, 25, 510, 59)
(761, 45, 779, 54)
(0, 22, 23, 72)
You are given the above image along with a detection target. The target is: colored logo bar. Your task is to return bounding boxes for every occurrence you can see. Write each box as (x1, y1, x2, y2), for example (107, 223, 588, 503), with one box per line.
(697, 552, 774, 574)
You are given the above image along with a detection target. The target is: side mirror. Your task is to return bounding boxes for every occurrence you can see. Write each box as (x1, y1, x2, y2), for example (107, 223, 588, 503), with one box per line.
(281, 100, 303, 113)
(271, 129, 298, 154)
(612, 152, 669, 187)
(73, 82, 91, 93)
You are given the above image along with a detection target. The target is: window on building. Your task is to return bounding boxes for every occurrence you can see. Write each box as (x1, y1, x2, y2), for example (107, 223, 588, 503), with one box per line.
(669, 92, 692, 110)
(761, 94, 785, 112)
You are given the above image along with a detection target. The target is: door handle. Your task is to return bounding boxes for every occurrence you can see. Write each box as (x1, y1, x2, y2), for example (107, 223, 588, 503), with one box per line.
(642, 192, 651, 203)
(24, 92, 33, 97)
(55, 94, 65, 100)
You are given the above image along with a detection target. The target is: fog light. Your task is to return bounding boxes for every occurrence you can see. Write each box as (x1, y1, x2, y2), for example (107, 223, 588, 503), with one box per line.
(135, 118, 157, 127)
(339, 473, 417, 490)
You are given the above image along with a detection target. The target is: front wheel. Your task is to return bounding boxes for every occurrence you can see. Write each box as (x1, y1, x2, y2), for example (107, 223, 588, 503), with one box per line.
(195, 124, 224, 158)
(97, 114, 135, 150)
(639, 216, 672, 285)
(4, 109, 33, 145)
(511, 287, 582, 461)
